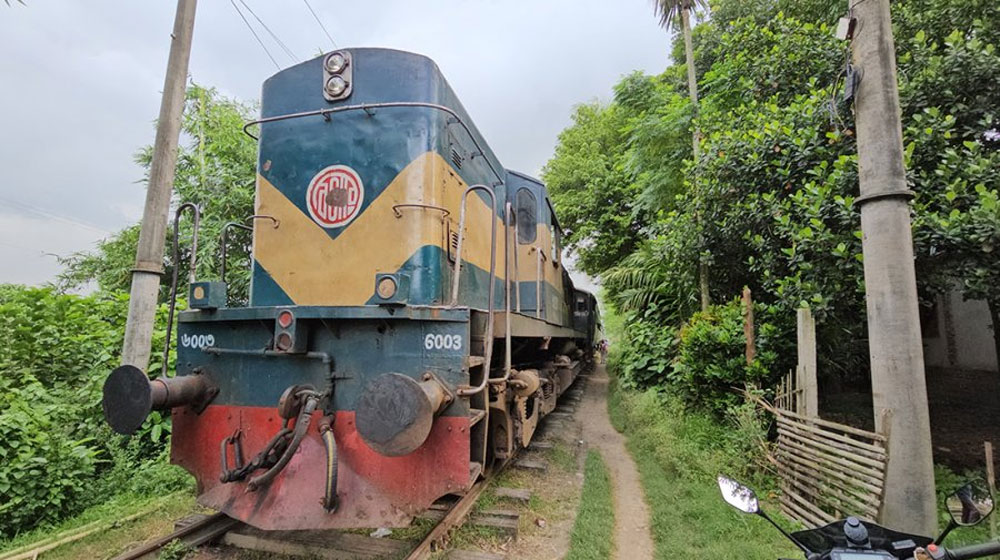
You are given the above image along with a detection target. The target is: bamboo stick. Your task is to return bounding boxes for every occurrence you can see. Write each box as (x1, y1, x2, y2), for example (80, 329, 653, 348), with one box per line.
(777, 450, 881, 510)
(986, 441, 997, 541)
(776, 419, 887, 463)
(777, 408, 886, 442)
(777, 426, 886, 470)
(776, 415, 887, 456)
(776, 430, 886, 483)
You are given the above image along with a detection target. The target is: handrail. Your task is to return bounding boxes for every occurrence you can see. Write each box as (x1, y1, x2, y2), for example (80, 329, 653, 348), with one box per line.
(513, 207, 521, 313)
(219, 214, 279, 283)
(163, 203, 201, 378)
(452, 185, 497, 397)
(242, 101, 505, 185)
(534, 247, 547, 319)
(391, 203, 450, 219)
(488, 202, 514, 387)
(219, 223, 251, 283)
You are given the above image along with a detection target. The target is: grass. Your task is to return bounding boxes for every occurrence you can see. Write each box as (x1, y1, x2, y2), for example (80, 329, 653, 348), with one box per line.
(607, 372, 801, 560)
(0, 491, 199, 560)
(565, 450, 614, 560)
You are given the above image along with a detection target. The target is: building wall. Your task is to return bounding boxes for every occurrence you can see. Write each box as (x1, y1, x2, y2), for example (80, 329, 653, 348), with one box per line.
(923, 288, 998, 372)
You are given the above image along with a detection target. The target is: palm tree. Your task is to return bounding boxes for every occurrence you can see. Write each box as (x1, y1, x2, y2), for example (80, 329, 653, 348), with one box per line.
(652, 0, 710, 311)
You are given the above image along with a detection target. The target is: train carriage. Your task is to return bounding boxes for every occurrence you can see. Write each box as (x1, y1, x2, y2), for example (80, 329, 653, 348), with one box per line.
(102, 47, 601, 531)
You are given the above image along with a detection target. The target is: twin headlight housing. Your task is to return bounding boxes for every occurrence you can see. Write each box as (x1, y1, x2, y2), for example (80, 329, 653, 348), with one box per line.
(323, 50, 353, 101)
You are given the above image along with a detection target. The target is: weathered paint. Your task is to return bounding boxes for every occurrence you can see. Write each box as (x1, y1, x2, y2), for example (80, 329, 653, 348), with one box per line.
(172, 406, 470, 530)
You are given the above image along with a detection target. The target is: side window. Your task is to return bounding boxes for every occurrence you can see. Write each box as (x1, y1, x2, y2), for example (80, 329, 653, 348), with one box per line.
(516, 188, 537, 244)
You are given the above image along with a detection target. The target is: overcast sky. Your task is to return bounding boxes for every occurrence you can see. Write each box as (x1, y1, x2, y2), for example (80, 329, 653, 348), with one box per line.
(0, 1, 673, 288)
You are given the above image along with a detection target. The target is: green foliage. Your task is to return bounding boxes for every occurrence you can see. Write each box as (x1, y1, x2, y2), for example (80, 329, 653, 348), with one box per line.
(543, 101, 650, 275)
(565, 451, 614, 560)
(548, 0, 1000, 409)
(0, 285, 185, 538)
(59, 84, 259, 304)
(0, 382, 98, 537)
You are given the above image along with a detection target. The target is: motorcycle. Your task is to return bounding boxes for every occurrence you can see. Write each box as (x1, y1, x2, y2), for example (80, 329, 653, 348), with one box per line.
(717, 474, 1000, 560)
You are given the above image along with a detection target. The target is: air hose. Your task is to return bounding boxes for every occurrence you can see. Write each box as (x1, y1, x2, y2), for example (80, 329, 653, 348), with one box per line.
(319, 415, 339, 512)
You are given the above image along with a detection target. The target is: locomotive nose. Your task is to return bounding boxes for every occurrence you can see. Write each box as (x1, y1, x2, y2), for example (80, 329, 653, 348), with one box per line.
(355, 373, 452, 457)
(102, 365, 212, 435)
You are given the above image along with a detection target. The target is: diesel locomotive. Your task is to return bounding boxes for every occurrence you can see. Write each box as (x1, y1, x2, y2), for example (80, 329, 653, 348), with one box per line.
(102, 48, 602, 531)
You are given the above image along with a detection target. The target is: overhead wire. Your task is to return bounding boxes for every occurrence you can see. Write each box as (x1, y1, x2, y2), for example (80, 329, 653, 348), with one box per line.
(229, 0, 281, 71)
(237, 0, 299, 64)
(302, 0, 339, 49)
(0, 195, 110, 235)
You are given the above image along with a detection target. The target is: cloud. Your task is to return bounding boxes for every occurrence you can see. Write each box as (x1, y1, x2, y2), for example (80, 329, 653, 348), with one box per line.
(0, 0, 671, 285)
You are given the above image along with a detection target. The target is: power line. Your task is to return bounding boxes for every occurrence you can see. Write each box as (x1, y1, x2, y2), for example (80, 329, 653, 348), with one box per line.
(302, 0, 338, 49)
(237, 0, 299, 63)
(229, 0, 281, 71)
(0, 195, 111, 235)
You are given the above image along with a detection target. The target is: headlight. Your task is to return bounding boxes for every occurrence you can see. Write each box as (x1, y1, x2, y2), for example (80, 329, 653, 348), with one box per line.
(324, 52, 348, 73)
(325, 76, 348, 97)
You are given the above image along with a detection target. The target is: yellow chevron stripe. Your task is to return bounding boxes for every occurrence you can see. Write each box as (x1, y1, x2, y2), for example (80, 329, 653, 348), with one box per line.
(253, 151, 506, 306)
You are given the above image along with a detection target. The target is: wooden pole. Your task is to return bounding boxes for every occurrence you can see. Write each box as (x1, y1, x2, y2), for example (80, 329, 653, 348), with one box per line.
(121, 0, 198, 370)
(850, 0, 937, 535)
(742, 287, 756, 364)
(796, 308, 818, 418)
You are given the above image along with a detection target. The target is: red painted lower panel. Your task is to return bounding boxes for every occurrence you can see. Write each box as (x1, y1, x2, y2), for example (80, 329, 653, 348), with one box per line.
(171, 405, 472, 530)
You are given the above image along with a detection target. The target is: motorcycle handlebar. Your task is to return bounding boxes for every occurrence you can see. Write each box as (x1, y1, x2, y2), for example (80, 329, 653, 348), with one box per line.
(948, 541, 1000, 559)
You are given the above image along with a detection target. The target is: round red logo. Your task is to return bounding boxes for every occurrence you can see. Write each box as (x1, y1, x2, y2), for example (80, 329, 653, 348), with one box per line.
(305, 165, 365, 228)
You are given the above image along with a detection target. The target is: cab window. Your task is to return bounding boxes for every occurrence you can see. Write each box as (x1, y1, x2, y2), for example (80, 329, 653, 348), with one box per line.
(517, 188, 537, 244)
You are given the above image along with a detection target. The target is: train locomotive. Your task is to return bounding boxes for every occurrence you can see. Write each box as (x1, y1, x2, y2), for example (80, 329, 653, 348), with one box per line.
(102, 48, 602, 531)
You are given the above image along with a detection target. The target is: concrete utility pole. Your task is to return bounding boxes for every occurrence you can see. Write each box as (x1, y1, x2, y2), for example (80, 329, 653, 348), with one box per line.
(850, 0, 937, 534)
(121, 0, 198, 371)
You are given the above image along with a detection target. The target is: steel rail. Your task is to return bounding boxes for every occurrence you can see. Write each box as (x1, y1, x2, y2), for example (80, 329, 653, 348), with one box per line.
(242, 101, 505, 185)
(110, 512, 241, 560)
(404, 481, 487, 560)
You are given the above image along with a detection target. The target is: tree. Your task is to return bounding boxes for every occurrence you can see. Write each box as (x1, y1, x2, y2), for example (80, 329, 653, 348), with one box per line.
(59, 84, 258, 304)
(651, 0, 710, 311)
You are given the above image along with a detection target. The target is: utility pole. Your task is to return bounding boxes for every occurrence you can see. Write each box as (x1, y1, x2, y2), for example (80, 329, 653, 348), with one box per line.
(121, 0, 197, 370)
(850, 0, 937, 534)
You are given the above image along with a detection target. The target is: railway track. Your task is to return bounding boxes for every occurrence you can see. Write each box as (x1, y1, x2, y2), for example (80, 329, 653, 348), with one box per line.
(109, 481, 487, 560)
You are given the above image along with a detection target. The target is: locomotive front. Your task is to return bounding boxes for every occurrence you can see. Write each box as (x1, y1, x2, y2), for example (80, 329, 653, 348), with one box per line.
(102, 48, 508, 530)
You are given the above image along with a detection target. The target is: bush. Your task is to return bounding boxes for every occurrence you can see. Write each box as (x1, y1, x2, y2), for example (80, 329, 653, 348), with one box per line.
(0, 381, 98, 538)
(0, 285, 183, 538)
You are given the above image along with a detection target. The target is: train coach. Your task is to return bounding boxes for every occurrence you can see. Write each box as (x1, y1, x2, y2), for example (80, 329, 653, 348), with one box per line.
(102, 47, 602, 531)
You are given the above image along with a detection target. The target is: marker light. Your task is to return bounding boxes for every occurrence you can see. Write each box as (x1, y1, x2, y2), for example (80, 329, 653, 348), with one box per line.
(376, 276, 398, 299)
(324, 52, 348, 74)
(276, 332, 293, 352)
(277, 310, 294, 329)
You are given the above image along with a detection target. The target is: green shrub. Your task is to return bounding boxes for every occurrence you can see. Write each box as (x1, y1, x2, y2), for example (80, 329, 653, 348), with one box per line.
(0, 381, 98, 538)
(0, 285, 183, 538)
(669, 300, 777, 415)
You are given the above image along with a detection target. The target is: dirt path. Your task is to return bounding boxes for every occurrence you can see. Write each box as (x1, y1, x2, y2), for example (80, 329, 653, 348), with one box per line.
(580, 365, 654, 560)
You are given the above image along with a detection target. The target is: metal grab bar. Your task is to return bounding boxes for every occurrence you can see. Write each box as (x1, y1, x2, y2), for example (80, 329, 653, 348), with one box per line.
(488, 203, 514, 387)
(219, 214, 279, 284)
(452, 185, 497, 397)
(534, 247, 547, 319)
(242, 101, 505, 185)
(163, 203, 201, 378)
(392, 203, 450, 219)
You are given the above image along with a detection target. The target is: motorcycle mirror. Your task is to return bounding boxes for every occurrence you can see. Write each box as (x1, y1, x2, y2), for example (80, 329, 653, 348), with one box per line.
(718, 475, 760, 514)
(946, 482, 994, 527)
